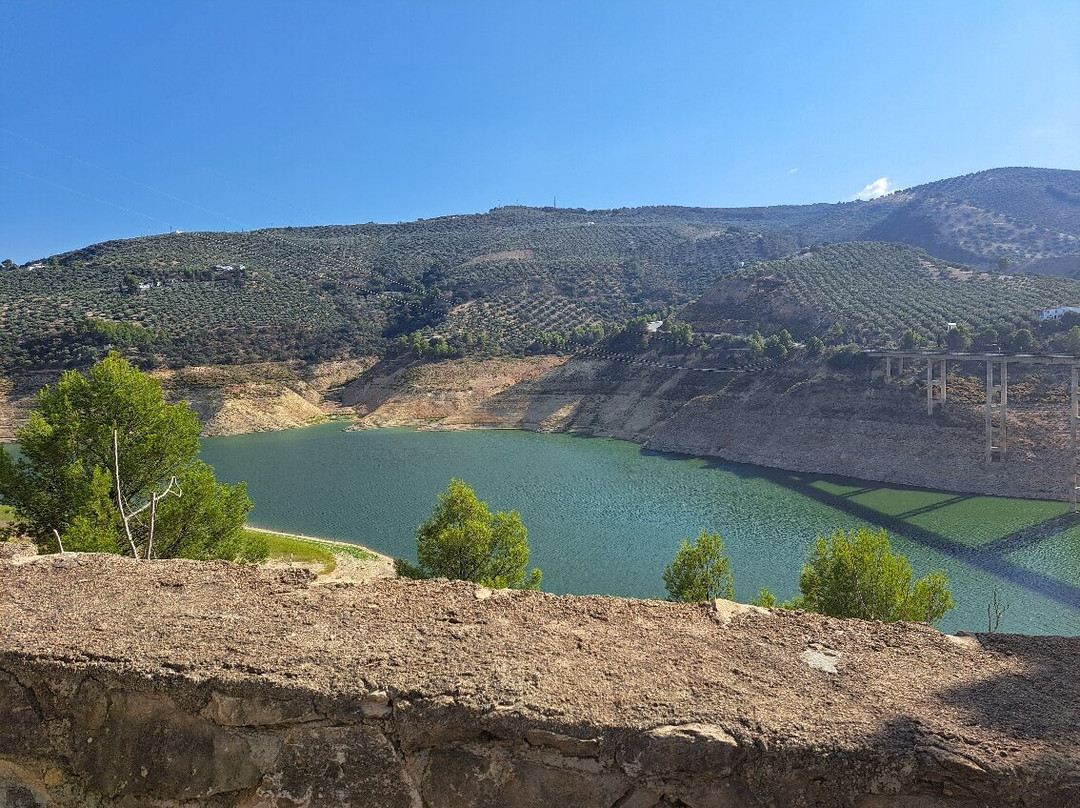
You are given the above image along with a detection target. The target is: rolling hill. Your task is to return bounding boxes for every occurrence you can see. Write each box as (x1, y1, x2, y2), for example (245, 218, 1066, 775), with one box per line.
(3, 167, 1079, 372)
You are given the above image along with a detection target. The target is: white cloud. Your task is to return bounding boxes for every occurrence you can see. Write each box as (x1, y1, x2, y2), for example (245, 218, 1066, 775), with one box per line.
(789, 167, 799, 174)
(852, 177, 893, 200)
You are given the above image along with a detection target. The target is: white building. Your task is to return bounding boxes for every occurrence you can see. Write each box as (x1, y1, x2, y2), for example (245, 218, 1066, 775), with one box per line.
(1038, 306, 1080, 321)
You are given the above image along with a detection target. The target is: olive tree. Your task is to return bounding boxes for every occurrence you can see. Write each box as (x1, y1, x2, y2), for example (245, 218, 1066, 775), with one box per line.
(0, 353, 259, 560)
(662, 530, 735, 602)
(402, 478, 541, 589)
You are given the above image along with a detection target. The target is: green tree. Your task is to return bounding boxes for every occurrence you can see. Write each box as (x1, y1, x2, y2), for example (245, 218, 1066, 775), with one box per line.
(750, 587, 778, 607)
(746, 331, 765, 357)
(975, 327, 1000, 350)
(899, 329, 923, 350)
(662, 530, 735, 602)
(944, 322, 972, 351)
(825, 322, 845, 345)
(0, 353, 258, 560)
(1010, 328, 1034, 352)
(805, 336, 825, 356)
(827, 342, 863, 368)
(796, 527, 954, 625)
(763, 334, 788, 359)
(409, 478, 541, 589)
(669, 321, 694, 348)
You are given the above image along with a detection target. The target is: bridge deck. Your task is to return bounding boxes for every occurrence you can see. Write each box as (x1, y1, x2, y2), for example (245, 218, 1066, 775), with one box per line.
(866, 350, 1080, 366)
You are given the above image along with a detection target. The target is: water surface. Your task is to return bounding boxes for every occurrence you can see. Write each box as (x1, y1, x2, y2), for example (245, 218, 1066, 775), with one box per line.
(201, 423, 1080, 635)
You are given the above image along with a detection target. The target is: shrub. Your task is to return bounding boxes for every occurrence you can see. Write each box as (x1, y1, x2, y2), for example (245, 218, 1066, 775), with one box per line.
(796, 527, 954, 625)
(662, 531, 735, 602)
(407, 478, 541, 589)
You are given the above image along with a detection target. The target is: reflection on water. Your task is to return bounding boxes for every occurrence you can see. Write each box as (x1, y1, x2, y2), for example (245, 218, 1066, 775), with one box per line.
(201, 423, 1080, 636)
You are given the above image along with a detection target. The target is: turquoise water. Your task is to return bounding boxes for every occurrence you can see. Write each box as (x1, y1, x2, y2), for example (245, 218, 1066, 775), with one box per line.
(200, 423, 1080, 636)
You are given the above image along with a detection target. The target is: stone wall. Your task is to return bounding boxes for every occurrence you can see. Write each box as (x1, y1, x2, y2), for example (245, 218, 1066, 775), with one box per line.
(1, 552, 1078, 807)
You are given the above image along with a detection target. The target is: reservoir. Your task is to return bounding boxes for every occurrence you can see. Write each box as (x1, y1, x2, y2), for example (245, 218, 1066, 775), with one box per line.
(201, 422, 1080, 636)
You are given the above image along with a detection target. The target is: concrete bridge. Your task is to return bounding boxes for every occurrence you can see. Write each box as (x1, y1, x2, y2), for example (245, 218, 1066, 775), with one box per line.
(867, 350, 1080, 509)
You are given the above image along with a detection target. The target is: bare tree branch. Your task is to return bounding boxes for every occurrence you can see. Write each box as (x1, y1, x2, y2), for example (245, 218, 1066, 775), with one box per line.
(113, 428, 141, 559)
(146, 476, 181, 560)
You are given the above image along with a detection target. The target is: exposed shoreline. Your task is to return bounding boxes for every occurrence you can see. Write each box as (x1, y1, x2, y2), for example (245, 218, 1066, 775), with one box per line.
(243, 524, 393, 562)
(7, 354, 1073, 503)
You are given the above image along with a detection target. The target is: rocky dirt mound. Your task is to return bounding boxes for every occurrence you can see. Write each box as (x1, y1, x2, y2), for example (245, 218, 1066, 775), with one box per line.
(1, 552, 1077, 806)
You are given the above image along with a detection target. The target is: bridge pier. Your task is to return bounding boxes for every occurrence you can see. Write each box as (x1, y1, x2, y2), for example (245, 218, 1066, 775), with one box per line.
(1072, 368, 1079, 512)
(927, 359, 947, 414)
(870, 350, 1080, 503)
(986, 360, 1008, 463)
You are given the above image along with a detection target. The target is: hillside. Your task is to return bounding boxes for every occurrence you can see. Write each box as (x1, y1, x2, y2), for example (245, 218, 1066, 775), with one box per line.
(2, 167, 1079, 374)
(856, 167, 1080, 269)
(0, 215, 793, 370)
(682, 241, 1080, 346)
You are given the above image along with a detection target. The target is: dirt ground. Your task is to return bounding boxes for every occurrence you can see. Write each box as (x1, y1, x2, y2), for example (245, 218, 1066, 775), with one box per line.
(1, 549, 1077, 782)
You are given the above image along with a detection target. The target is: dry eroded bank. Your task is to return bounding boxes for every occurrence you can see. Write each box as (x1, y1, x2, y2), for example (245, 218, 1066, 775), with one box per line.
(337, 352, 1078, 501)
(4, 353, 1073, 500)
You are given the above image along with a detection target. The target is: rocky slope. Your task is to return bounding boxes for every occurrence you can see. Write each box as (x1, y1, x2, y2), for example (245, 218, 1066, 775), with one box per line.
(154, 358, 373, 437)
(644, 360, 1076, 501)
(1, 548, 1077, 807)
(342, 354, 569, 430)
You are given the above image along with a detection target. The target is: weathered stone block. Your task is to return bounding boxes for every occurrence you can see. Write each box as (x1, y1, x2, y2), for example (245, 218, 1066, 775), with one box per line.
(201, 690, 319, 727)
(0, 671, 46, 755)
(265, 724, 413, 808)
(394, 701, 486, 752)
(616, 723, 743, 777)
(524, 728, 602, 758)
(500, 758, 629, 808)
(421, 748, 503, 808)
(74, 690, 261, 800)
(0, 781, 46, 808)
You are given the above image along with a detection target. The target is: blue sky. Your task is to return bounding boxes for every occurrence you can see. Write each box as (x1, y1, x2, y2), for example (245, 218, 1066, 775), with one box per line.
(2, 1, 1078, 262)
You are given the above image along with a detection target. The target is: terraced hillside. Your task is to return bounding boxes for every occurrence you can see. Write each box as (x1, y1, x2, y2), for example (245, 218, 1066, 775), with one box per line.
(682, 242, 1080, 347)
(3, 167, 1079, 372)
(0, 212, 798, 370)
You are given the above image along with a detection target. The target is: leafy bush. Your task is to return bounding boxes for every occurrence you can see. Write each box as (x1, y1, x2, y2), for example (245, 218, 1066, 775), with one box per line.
(796, 527, 954, 625)
(405, 478, 541, 589)
(662, 531, 735, 602)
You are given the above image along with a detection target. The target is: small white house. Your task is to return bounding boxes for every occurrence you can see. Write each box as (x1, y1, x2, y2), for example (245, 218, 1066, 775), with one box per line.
(1039, 306, 1080, 321)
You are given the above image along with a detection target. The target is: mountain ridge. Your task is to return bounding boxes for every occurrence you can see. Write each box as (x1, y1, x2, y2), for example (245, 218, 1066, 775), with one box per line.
(20, 166, 1080, 270)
